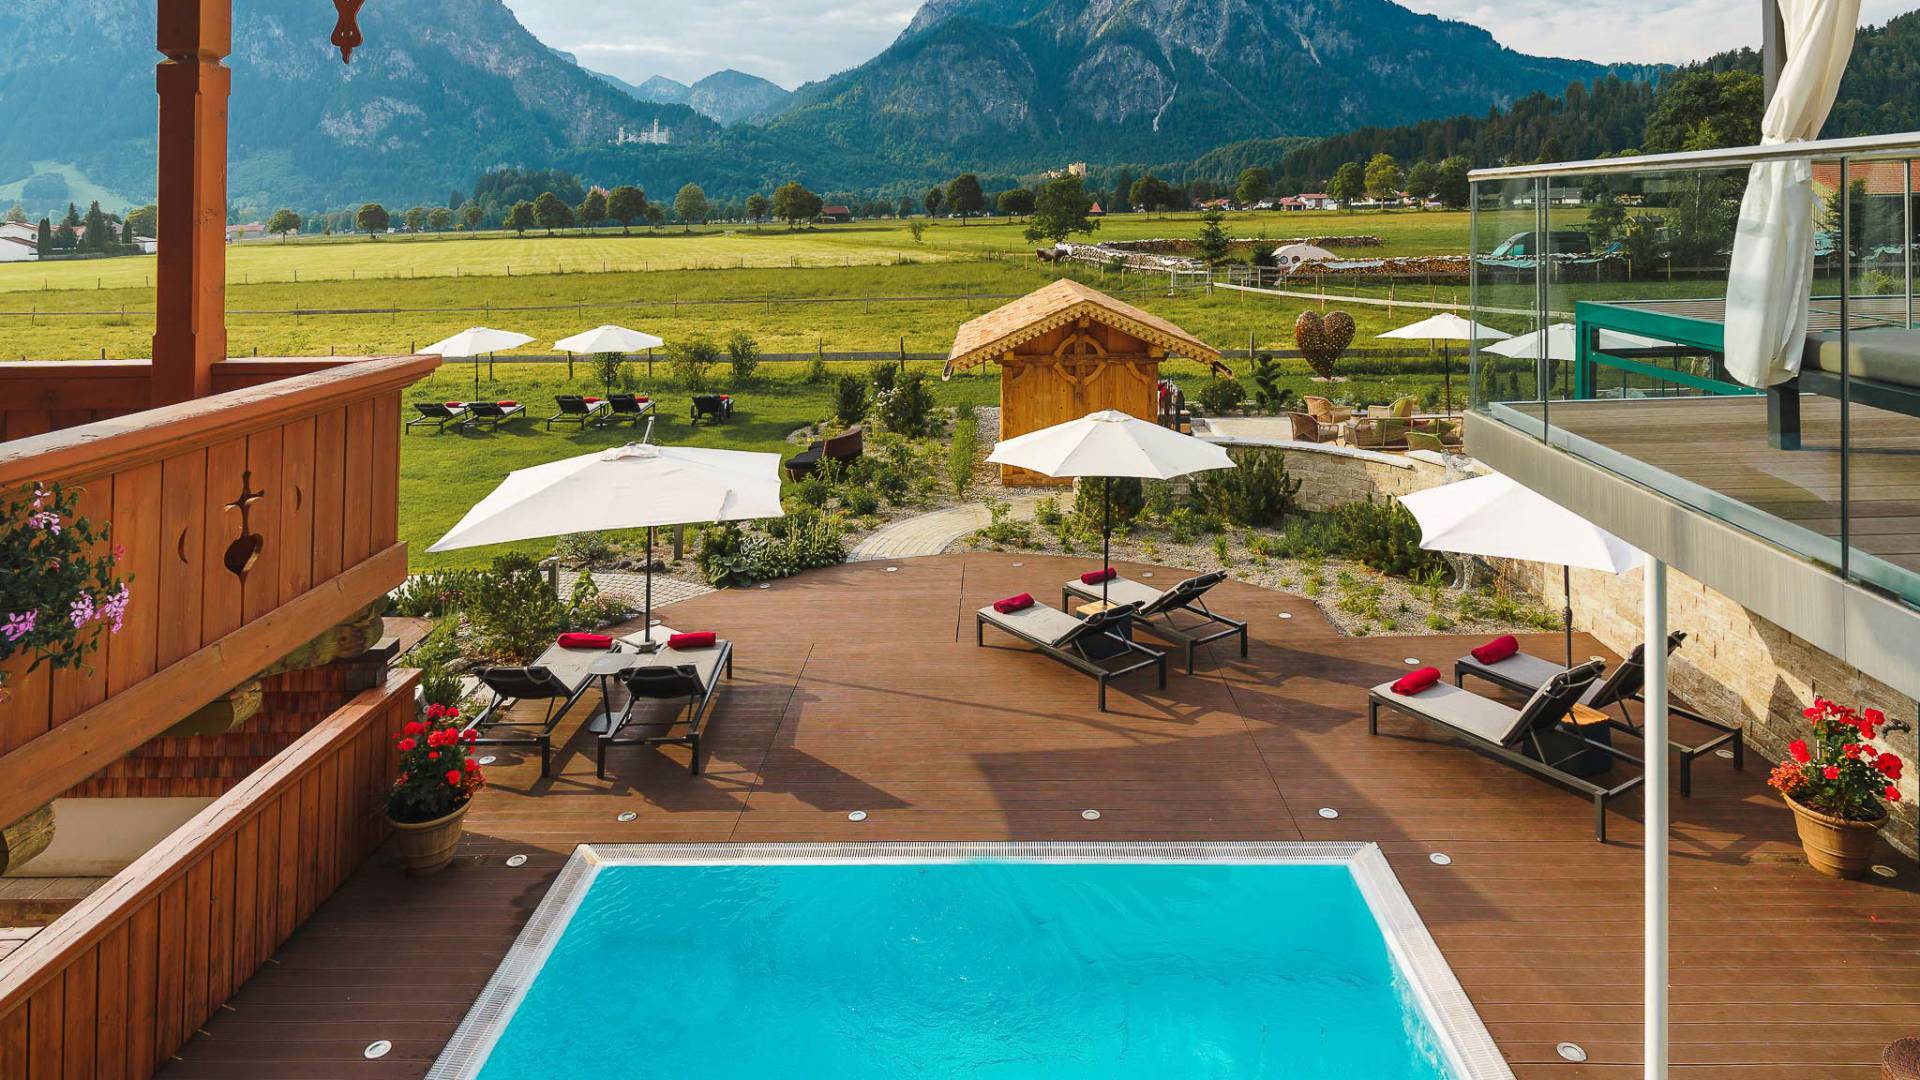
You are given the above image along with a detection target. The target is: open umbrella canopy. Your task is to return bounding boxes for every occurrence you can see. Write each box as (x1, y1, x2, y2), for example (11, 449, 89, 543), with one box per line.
(423, 327, 534, 358)
(1376, 313, 1512, 342)
(987, 410, 1236, 480)
(1398, 473, 1642, 574)
(1484, 323, 1665, 362)
(554, 325, 664, 354)
(428, 442, 783, 553)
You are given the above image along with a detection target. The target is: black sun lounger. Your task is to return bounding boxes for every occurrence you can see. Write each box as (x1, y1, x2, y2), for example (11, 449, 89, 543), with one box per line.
(1369, 660, 1643, 841)
(1453, 631, 1742, 797)
(462, 661, 597, 776)
(1062, 570, 1247, 674)
(606, 394, 657, 424)
(465, 401, 527, 430)
(976, 600, 1166, 712)
(598, 638, 733, 777)
(547, 395, 611, 429)
(407, 402, 471, 433)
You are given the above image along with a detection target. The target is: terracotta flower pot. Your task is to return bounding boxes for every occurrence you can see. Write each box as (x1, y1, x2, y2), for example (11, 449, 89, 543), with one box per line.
(388, 800, 470, 876)
(1784, 795, 1885, 879)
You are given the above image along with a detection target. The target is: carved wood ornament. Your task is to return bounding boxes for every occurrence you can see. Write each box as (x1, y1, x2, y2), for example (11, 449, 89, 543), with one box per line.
(332, 0, 366, 63)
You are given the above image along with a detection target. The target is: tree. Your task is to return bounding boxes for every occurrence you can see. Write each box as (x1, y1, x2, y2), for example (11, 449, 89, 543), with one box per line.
(1404, 161, 1439, 209)
(461, 203, 484, 230)
(644, 204, 665, 230)
(125, 204, 158, 239)
(579, 189, 608, 229)
(448, 189, 465, 210)
(895, 195, 916, 218)
(533, 191, 573, 234)
(673, 183, 709, 228)
(996, 188, 1035, 218)
(505, 200, 536, 236)
(1363, 153, 1404, 205)
(1110, 168, 1135, 213)
(267, 208, 302, 238)
(1584, 194, 1627, 246)
(945, 173, 984, 222)
(745, 193, 770, 222)
(771, 181, 822, 226)
(3, 203, 25, 224)
(79, 201, 113, 252)
(1644, 70, 1763, 153)
(1195, 208, 1232, 267)
(1024, 175, 1098, 245)
(1327, 163, 1366, 210)
(428, 206, 454, 232)
(1130, 174, 1177, 212)
(923, 187, 944, 217)
(1435, 156, 1472, 209)
(35, 218, 51, 255)
(404, 206, 428, 232)
(607, 185, 646, 234)
(356, 202, 390, 237)
(1234, 167, 1272, 208)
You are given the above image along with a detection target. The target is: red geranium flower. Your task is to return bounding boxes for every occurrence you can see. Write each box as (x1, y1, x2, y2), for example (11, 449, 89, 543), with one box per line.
(445, 770, 462, 786)
(1788, 739, 1812, 764)
(403, 720, 425, 736)
(1888, 785, 1903, 802)
(428, 751, 439, 760)
(1823, 765, 1841, 781)
(398, 738, 416, 752)
(1876, 753, 1903, 780)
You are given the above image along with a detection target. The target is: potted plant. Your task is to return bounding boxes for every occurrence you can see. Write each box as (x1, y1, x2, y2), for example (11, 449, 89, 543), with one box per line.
(386, 703, 485, 875)
(1769, 697, 1904, 879)
(2, 483, 128, 703)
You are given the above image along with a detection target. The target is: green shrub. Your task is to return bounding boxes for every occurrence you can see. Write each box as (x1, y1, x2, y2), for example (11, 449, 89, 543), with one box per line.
(726, 331, 761, 385)
(1073, 476, 1144, 527)
(869, 361, 898, 396)
(792, 475, 832, 508)
(1142, 480, 1176, 519)
(878, 369, 936, 437)
(833, 373, 869, 428)
(567, 568, 623, 628)
(667, 335, 722, 391)
(844, 487, 880, 516)
(1195, 377, 1246, 416)
(696, 513, 846, 588)
(387, 568, 488, 618)
(553, 531, 615, 568)
(948, 414, 979, 495)
(976, 497, 1032, 546)
(1188, 447, 1300, 527)
(1166, 506, 1198, 544)
(804, 345, 828, 384)
(1034, 496, 1065, 528)
(465, 553, 566, 663)
(1247, 353, 1294, 413)
(696, 522, 758, 588)
(1327, 498, 1449, 578)
(589, 352, 629, 394)
(409, 622, 466, 710)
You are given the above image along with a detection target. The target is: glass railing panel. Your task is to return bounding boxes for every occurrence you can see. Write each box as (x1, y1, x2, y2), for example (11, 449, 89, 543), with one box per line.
(1469, 177, 1546, 425)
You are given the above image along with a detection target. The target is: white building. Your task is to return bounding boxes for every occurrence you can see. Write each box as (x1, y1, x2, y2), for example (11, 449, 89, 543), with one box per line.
(0, 235, 40, 261)
(615, 118, 671, 145)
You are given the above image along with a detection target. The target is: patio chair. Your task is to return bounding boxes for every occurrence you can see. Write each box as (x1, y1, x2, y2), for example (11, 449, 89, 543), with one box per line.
(598, 638, 734, 777)
(462, 664, 597, 777)
(1345, 416, 1412, 449)
(465, 400, 527, 431)
(547, 395, 611, 429)
(1061, 570, 1247, 674)
(976, 599, 1166, 712)
(606, 394, 656, 425)
(407, 401, 471, 434)
(1287, 411, 1338, 444)
(690, 394, 735, 424)
(1369, 660, 1643, 841)
(1302, 395, 1353, 425)
(786, 425, 865, 480)
(1454, 631, 1742, 796)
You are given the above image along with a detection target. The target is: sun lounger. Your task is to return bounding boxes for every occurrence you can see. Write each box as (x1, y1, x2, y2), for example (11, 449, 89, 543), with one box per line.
(690, 394, 735, 424)
(462, 652, 601, 776)
(606, 394, 656, 424)
(466, 400, 527, 430)
(547, 395, 611, 429)
(598, 635, 734, 777)
(976, 599, 1166, 711)
(1454, 631, 1742, 796)
(1369, 660, 1643, 841)
(1061, 570, 1247, 674)
(407, 402, 470, 433)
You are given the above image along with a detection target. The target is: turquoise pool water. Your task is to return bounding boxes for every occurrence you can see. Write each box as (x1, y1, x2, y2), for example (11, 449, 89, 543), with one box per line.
(474, 861, 1459, 1079)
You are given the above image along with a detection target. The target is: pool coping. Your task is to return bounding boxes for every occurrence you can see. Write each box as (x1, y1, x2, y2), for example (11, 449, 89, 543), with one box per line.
(425, 841, 1515, 1080)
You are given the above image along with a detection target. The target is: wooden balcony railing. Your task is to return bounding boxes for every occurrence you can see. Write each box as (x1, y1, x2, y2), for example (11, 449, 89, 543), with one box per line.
(0, 354, 439, 832)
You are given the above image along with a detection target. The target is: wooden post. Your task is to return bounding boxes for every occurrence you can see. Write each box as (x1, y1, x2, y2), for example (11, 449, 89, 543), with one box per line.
(151, 0, 231, 406)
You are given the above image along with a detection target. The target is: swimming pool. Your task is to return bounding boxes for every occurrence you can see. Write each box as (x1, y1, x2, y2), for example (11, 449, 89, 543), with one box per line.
(428, 842, 1511, 1080)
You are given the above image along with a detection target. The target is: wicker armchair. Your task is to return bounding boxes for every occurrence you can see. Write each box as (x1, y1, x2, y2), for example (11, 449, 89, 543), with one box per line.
(1288, 411, 1339, 443)
(1302, 395, 1353, 425)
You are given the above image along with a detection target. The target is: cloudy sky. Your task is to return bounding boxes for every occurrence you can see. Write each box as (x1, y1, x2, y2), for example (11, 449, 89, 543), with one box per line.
(503, 0, 1917, 88)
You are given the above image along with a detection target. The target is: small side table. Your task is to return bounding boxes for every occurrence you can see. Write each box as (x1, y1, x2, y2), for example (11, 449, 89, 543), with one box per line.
(584, 651, 634, 735)
(1072, 599, 1132, 641)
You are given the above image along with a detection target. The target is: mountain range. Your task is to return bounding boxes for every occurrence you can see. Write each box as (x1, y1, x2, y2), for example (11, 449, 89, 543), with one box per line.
(2, 0, 1656, 211)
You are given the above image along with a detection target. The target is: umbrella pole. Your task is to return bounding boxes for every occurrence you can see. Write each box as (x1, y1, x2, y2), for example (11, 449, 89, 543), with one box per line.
(1563, 564, 1575, 668)
(645, 526, 655, 642)
(1443, 343, 1452, 415)
(472, 356, 480, 399)
(1103, 477, 1112, 606)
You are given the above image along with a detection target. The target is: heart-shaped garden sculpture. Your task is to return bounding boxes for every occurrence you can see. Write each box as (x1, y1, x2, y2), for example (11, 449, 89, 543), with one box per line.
(1294, 310, 1356, 380)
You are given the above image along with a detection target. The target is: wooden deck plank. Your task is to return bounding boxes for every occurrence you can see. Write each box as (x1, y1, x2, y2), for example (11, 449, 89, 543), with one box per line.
(159, 553, 1920, 1079)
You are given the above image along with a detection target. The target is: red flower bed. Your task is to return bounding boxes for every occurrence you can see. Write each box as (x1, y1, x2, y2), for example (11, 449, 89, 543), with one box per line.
(388, 703, 487, 824)
(1768, 698, 1903, 822)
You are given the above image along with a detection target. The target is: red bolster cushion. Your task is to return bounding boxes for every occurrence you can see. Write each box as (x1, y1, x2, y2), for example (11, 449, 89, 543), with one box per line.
(1080, 568, 1117, 585)
(993, 593, 1034, 614)
(444, 401, 465, 408)
(1391, 667, 1442, 695)
(720, 395, 731, 400)
(584, 396, 603, 403)
(557, 632, 613, 649)
(1470, 635, 1519, 664)
(668, 631, 716, 650)
(635, 395, 649, 402)
(496, 400, 519, 407)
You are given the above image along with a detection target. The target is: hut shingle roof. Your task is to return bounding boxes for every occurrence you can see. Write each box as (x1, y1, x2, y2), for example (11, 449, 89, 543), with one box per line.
(944, 279, 1224, 377)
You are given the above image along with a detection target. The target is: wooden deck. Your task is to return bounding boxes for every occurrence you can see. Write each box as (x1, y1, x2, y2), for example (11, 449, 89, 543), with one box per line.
(1523, 395, 1920, 584)
(159, 553, 1919, 1079)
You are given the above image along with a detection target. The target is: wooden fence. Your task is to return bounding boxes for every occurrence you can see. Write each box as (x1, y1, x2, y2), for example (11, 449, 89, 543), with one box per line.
(0, 669, 417, 1078)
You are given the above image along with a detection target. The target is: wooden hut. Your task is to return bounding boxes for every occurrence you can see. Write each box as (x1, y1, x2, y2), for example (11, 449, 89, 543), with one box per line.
(944, 279, 1225, 485)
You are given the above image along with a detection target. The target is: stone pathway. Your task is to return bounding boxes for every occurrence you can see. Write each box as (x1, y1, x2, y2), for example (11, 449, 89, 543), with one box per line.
(557, 569, 713, 609)
(849, 493, 1050, 562)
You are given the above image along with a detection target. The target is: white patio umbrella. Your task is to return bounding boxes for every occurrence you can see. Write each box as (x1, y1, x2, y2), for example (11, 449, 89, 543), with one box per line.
(424, 327, 535, 399)
(1378, 313, 1510, 414)
(987, 410, 1235, 603)
(554, 325, 665, 392)
(1483, 323, 1668, 362)
(1399, 472, 1643, 665)
(429, 442, 783, 639)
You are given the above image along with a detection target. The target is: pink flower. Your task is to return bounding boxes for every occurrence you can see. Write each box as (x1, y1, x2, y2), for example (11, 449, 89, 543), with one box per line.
(68, 592, 95, 629)
(99, 583, 130, 634)
(2, 610, 35, 642)
(28, 511, 61, 535)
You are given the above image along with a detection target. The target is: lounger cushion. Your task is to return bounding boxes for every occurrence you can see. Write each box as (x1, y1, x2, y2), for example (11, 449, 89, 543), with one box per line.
(1374, 680, 1527, 745)
(1805, 329, 1920, 387)
(1458, 650, 1607, 707)
(980, 603, 1083, 648)
(1063, 576, 1166, 609)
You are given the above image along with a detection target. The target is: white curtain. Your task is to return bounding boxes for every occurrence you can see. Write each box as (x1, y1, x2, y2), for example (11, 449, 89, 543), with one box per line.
(1722, 0, 1861, 388)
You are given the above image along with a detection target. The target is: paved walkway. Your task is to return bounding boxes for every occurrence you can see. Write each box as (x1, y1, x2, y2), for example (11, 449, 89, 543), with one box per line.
(848, 493, 1050, 562)
(557, 569, 713, 608)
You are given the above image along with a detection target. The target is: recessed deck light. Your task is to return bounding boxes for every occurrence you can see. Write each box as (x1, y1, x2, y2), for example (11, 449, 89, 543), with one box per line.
(1081, 809, 1102, 820)
(478, 755, 497, 766)
(1715, 748, 1735, 759)
(1404, 657, 1421, 666)
(1011, 562, 1023, 567)
(758, 583, 771, 590)
(1277, 612, 1293, 619)
(1428, 852, 1453, 866)
(1141, 572, 1154, 579)
(886, 566, 899, 573)
(848, 810, 868, 822)
(1317, 807, 1339, 819)
(364, 1041, 392, 1059)
(1873, 864, 1899, 879)
(1555, 1042, 1588, 1062)
(616, 811, 637, 822)
(505, 854, 528, 868)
